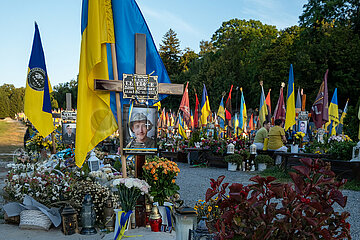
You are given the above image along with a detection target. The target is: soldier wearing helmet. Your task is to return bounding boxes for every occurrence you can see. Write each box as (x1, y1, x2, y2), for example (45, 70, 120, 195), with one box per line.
(126, 112, 155, 148)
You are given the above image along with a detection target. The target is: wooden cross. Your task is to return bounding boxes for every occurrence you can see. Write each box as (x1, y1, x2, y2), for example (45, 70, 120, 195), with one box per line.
(94, 33, 184, 178)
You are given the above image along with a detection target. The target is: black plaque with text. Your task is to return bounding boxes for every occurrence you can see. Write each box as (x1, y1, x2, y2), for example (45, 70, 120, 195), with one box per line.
(123, 74, 158, 100)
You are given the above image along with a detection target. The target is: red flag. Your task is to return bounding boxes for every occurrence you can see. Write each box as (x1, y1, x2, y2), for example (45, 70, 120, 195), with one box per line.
(311, 70, 329, 128)
(194, 92, 200, 128)
(249, 113, 254, 130)
(265, 89, 271, 115)
(274, 86, 286, 125)
(179, 82, 190, 123)
(225, 85, 233, 121)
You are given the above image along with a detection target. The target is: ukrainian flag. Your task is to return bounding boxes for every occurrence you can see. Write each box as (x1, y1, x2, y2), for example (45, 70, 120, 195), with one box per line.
(178, 114, 187, 139)
(201, 84, 211, 125)
(328, 88, 339, 136)
(75, 0, 118, 167)
(24, 23, 54, 138)
(217, 96, 225, 129)
(285, 64, 296, 130)
(239, 88, 247, 131)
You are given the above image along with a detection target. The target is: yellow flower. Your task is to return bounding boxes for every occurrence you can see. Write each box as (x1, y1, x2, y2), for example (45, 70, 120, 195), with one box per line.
(208, 206, 212, 212)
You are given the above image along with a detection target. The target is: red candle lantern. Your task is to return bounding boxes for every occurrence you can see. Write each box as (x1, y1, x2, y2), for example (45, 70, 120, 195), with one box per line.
(149, 206, 162, 232)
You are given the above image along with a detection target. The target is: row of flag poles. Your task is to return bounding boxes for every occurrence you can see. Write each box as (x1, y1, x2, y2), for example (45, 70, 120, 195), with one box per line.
(24, 1, 359, 171)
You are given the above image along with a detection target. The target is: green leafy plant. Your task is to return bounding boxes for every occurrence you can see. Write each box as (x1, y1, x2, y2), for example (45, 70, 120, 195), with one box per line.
(189, 129, 201, 147)
(254, 154, 274, 166)
(142, 156, 180, 206)
(205, 158, 351, 239)
(224, 154, 243, 165)
(327, 140, 356, 161)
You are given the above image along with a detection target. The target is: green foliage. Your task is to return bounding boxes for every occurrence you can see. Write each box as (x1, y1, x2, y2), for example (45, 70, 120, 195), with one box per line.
(159, 29, 181, 76)
(224, 153, 243, 165)
(113, 159, 122, 172)
(260, 166, 291, 182)
(53, 79, 78, 109)
(343, 97, 360, 141)
(0, 84, 24, 118)
(327, 140, 357, 160)
(343, 179, 360, 191)
(254, 154, 274, 166)
(189, 129, 201, 147)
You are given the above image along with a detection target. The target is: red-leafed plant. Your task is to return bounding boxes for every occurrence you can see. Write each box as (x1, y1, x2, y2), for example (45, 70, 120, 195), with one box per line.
(205, 158, 351, 240)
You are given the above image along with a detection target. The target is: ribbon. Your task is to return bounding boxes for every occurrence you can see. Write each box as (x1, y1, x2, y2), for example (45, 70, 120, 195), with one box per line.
(165, 206, 172, 231)
(114, 210, 132, 240)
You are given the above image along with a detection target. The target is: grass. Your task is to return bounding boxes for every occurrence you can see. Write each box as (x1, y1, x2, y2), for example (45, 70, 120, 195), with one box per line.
(260, 166, 292, 183)
(0, 119, 26, 161)
(342, 179, 360, 191)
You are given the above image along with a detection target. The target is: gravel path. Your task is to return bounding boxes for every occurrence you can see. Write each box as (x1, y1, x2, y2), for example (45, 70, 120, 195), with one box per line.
(176, 162, 360, 238)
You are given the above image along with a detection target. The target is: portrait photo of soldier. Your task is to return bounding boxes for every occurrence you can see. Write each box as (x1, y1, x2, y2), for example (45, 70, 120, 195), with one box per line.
(124, 106, 157, 150)
(62, 123, 76, 145)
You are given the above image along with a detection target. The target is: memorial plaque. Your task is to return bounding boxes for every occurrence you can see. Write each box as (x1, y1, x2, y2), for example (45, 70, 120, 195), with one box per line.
(123, 74, 158, 100)
(61, 111, 77, 121)
(298, 111, 309, 121)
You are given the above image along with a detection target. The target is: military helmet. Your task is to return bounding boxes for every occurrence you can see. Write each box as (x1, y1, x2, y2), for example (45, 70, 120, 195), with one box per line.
(129, 112, 153, 131)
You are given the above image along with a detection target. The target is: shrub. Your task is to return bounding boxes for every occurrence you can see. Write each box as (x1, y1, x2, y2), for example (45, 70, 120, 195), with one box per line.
(224, 154, 243, 165)
(205, 158, 351, 239)
(254, 154, 274, 166)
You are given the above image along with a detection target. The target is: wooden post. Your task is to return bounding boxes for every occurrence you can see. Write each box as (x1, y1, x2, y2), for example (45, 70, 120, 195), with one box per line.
(110, 43, 127, 178)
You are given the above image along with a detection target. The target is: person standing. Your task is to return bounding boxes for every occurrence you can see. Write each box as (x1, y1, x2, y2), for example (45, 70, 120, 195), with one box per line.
(253, 120, 271, 150)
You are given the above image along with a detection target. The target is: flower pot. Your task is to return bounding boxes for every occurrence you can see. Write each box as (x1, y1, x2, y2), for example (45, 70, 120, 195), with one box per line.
(291, 144, 299, 153)
(257, 163, 267, 171)
(227, 162, 237, 171)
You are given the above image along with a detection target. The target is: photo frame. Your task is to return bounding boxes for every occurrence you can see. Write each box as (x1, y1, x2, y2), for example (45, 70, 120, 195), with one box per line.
(123, 105, 158, 154)
(62, 123, 76, 145)
(298, 120, 308, 134)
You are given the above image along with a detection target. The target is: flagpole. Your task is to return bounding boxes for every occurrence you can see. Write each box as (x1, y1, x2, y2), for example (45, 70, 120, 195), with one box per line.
(110, 43, 127, 178)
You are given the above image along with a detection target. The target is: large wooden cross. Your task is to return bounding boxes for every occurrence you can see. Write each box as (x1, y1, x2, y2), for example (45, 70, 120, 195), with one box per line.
(94, 33, 183, 178)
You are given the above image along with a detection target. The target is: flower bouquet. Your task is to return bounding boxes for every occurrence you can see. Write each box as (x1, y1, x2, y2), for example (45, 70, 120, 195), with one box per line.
(142, 156, 180, 206)
(112, 178, 149, 212)
(293, 131, 305, 146)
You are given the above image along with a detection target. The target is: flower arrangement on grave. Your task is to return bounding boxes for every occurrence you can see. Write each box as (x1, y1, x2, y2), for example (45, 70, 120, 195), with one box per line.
(205, 158, 350, 239)
(25, 133, 53, 152)
(143, 156, 180, 206)
(112, 178, 150, 212)
(194, 198, 220, 223)
(293, 131, 305, 146)
(327, 135, 356, 161)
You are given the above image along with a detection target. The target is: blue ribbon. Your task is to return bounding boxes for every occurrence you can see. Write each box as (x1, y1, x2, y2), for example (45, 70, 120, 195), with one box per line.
(165, 206, 172, 229)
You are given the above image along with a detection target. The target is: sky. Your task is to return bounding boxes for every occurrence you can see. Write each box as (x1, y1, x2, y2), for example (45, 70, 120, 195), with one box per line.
(0, 0, 307, 88)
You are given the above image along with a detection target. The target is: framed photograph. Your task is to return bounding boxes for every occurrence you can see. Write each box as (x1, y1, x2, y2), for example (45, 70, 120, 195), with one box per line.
(62, 123, 76, 145)
(298, 120, 307, 134)
(123, 105, 157, 154)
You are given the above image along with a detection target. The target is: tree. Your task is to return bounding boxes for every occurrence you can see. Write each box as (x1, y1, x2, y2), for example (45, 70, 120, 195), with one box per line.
(199, 40, 215, 56)
(179, 47, 198, 72)
(53, 79, 78, 109)
(9, 87, 25, 117)
(159, 29, 181, 76)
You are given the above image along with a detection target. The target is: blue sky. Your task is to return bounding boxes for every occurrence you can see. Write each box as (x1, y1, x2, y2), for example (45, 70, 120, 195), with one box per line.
(0, 0, 307, 88)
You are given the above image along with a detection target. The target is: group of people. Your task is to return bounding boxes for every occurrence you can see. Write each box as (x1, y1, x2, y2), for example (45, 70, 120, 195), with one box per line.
(253, 119, 288, 152)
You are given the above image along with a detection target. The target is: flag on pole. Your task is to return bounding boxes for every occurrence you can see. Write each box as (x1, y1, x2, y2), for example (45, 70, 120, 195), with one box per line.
(249, 113, 254, 131)
(265, 89, 271, 121)
(273, 83, 286, 125)
(285, 64, 296, 130)
(239, 88, 247, 131)
(194, 91, 200, 128)
(225, 85, 233, 121)
(259, 82, 268, 128)
(178, 113, 187, 139)
(179, 82, 190, 123)
(340, 99, 349, 125)
(24, 22, 55, 138)
(295, 87, 302, 113)
(217, 96, 225, 129)
(200, 84, 211, 126)
(234, 113, 239, 136)
(190, 110, 194, 129)
(328, 88, 339, 136)
(75, 0, 118, 168)
(311, 70, 329, 128)
(153, 101, 161, 111)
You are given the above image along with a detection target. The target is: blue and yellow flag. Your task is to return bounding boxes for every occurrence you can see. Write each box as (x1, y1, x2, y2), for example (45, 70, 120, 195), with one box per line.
(75, 0, 118, 167)
(328, 88, 339, 136)
(200, 84, 211, 125)
(217, 96, 225, 129)
(285, 64, 296, 130)
(259, 84, 268, 128)
(24, 23, 55, 138)
(239, 88, 247, 131)
(178, 114, 187, 139)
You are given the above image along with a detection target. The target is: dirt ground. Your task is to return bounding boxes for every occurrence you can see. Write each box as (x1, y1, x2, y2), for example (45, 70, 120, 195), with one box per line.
(0, 119, 26, 162)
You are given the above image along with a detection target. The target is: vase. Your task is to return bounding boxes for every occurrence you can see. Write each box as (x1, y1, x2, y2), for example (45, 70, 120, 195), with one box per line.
(114, 209, 132, 239)
(291, 144, 299, 153)
(257, 163, 267, 171)
(227, 162, 237, 171)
